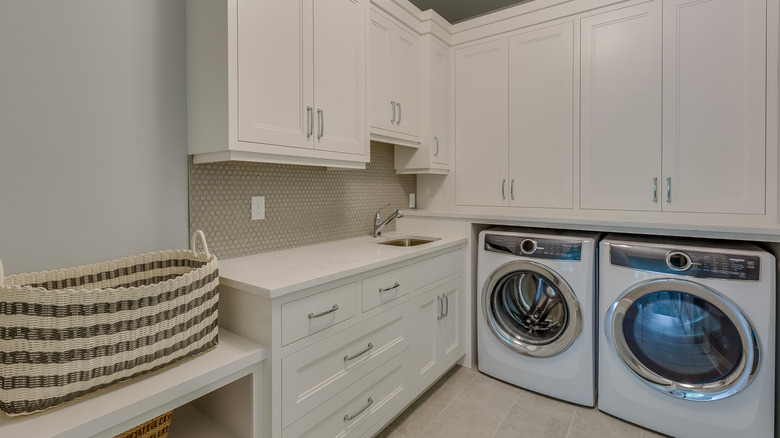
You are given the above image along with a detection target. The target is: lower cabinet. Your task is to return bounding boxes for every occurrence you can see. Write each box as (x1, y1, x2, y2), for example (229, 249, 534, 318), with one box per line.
(218, 245, 466, 438)
(411, 278, 461, 390)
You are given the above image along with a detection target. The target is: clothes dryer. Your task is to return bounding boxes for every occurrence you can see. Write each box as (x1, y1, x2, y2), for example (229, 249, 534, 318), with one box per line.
(599, 235, 775, 438)
(477, 228, 598, 406)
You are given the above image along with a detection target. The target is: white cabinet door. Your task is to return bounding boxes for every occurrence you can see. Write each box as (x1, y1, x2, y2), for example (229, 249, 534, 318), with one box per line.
(455, 39, 509, 206)
(410, 279, 462, 391)
(369, 8, 419, 141)
(508, 22, 574, 209)
(410, 286, 439, 390)
(369, 11, 395, 132)
(661, 0, 766, 214)
(313, 0, 365, 155)
(430, 40, 449, 166)
(438, 279, 461, 368)
(237, 0, 313, 150)
(580, 2, 662, 211)
(393, 24, 420, 138)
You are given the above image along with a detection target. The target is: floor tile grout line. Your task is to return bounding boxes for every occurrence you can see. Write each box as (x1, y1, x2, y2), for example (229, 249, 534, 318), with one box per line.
(416, 367, 479, 438)
(564, 406, 579, 438)
(490, 389, 522, 438)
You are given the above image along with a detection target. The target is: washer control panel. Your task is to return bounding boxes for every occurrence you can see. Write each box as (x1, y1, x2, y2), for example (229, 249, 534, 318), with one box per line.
(610, 244, 761, 281)
(484, 234, 582, 261)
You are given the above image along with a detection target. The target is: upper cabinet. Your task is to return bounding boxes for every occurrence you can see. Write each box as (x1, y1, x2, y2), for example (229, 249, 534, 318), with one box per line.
(580, 0, 766, 215)
(508, 22, 574, 209)
(370, 7, 420, 147)
(661, 0, 766, 214)
(187, 0, 368, 169)
(454, 39, 509, 206)
(395, 35, 451, 174)
(580, 2, 662, 211)
(455, 22, 574, 208)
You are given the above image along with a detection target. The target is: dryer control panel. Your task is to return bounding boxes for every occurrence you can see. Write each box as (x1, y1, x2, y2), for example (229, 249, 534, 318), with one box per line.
(610, 244, 761, 281)
(484, 234, 582, 261)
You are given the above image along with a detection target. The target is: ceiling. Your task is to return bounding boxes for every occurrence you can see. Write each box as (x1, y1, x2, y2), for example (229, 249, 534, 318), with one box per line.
(407, 0, 533, 23)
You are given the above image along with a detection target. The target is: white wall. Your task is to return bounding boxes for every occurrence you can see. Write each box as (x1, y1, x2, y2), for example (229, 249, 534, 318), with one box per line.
(0, 1, 189, 274)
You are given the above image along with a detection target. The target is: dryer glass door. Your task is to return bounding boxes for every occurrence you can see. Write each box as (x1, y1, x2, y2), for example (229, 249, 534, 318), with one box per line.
(606, 279, 759, 401)
(483, 261, 582, 357)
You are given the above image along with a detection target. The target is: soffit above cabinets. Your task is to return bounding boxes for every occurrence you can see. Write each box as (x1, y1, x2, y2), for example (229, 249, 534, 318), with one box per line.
(407, 0, 533, 23)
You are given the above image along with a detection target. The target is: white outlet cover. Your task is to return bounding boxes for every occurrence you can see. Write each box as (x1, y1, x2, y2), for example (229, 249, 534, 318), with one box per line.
(251, 196, 265, 220)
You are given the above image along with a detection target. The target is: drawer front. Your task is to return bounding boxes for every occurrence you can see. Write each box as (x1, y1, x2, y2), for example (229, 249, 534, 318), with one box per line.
(412, 249, 463, 290)
(281, 283, 357, 346)
(282, 303, 409, 427)
(361, 265, 411, 312)
(282, 350, 410, 438)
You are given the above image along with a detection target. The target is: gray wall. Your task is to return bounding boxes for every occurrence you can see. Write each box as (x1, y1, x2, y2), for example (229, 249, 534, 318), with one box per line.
(0, 1, 189, 275)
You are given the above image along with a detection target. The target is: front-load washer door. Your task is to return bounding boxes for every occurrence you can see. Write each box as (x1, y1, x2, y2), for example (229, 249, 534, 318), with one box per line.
(605, 278, 759, 401)
(482, 260, 582, 357)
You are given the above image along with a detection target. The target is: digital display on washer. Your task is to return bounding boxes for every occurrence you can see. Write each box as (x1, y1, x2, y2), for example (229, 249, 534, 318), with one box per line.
(610, 244, 761, 281)
(484, 234, 582, 261)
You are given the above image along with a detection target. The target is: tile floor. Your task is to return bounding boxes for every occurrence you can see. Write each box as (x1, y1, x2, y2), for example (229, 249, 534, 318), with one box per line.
(376, 365, 668, 438)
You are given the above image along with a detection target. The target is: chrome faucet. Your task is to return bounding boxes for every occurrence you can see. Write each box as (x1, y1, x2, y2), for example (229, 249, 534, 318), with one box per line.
(373, 204, 403, 238)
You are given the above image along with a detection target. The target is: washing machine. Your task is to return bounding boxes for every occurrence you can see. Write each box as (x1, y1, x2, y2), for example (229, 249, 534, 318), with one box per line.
(477, 228, 598, 406)
(599, 235, 775, 438)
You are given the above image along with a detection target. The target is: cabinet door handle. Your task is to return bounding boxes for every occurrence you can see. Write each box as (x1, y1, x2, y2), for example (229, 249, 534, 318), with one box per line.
(397, 102, 402, 124)
(344, 343, 373, 361)
(379, 282, 400, 293)
(502, 179, 506, 200)
(317, 109, 324, 139)
(443, 294, 449, 318)
(391, 101, 396, 124)
(434, 136, 439, 156)
(666, 177, 671, 203)
(510, 179, 515, 201)
(308, 304, 338, 319)
(437, 295, 443, 320)
(344, 397, 373, 421)
(306, 106, 313, 139)
(653, 177, 658, 202)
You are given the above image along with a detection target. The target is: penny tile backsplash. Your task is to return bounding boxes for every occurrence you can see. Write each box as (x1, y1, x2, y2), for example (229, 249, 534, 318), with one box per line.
(189, 142, 416, 259)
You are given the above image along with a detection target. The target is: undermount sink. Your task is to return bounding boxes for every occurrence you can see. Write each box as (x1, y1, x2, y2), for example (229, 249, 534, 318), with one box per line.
(377, 237, 441, 247)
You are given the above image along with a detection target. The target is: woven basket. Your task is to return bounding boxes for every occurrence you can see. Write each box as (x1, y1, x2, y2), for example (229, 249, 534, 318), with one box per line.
(0, 231, 219, 416)
(114, 411, 172, 438)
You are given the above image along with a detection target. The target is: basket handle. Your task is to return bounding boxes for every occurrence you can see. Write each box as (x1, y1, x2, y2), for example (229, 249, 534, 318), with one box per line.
(191, 230, 211, 258)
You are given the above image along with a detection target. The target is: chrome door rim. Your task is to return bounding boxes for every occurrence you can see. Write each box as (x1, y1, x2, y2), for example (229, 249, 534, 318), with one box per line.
(605, 278, 759, 401)
(482, 260, 582, 357)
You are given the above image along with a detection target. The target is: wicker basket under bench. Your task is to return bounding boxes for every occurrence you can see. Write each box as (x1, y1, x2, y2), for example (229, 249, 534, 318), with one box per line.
(0, 231, 219, 417)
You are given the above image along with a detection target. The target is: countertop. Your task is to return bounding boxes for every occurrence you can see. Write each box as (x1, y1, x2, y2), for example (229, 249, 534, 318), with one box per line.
(217, 232, 468, 299)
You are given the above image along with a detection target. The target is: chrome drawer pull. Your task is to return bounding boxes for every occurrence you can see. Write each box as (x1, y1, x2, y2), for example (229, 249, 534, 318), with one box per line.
(653, 177, 658, 202)
(379, 282, 400, 293)
(317, 108, 324, 139)
(344, 397, 373, 421)
(666, 177, 671, 203)
(443, 294, 449, 318)
(434, 136, 439, 156)
(307, 106, 313, 139)
(308, 304, 339, 319)
(437, 295, 443, 320)
(344, 343, 373, 361)
(391, 101, 396, 124)
(397, 102, 402, 124)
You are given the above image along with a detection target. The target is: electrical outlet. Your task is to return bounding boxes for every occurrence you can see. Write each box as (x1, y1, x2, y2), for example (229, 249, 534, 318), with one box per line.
(251, 196, 265, 220)
(409, 193, 416, 209)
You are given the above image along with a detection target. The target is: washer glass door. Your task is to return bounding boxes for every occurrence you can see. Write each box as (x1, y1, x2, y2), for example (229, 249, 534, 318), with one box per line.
(483, 261, 582, 357)
(606, 278, 759, 401)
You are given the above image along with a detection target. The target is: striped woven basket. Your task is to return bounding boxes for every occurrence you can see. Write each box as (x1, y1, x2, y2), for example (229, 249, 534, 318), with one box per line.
(0, 231, 219, 416)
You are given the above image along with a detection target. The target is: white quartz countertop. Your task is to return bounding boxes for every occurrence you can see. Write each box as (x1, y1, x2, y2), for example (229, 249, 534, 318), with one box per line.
(217, 232, 468, 299)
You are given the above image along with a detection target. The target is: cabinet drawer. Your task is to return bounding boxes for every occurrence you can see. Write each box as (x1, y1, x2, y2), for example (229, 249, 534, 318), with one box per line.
(282, 350, 410, 438)
(412, 249, 462, 290)
(361, 265, 411, 312)
(282, 303, 409, 427)
(281, 283, 357, 346)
